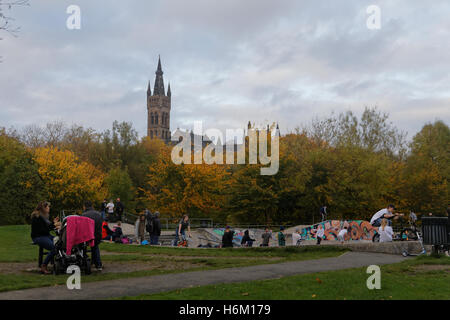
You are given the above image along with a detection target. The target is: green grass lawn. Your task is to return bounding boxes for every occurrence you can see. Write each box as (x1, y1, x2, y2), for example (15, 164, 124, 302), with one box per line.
(0, 225, 39, 262)
(123, 255, 450, 300)
(0, 225, 347, 292)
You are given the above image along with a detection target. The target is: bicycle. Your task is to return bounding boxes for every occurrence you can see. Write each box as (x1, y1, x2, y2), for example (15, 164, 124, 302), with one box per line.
(372, 213, 418, 242)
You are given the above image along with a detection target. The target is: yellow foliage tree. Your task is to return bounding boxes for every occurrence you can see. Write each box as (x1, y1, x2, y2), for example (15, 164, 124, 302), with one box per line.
(140, 144, 230, 220)
(34, 147, 106, 214)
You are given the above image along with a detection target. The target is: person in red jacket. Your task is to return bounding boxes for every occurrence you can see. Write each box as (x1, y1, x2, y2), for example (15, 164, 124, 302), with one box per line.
(102, 219, 114, 241)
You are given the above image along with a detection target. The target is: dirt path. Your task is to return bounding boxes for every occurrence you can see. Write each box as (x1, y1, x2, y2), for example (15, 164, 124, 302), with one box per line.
(0, 253, 280, 276)
(0, 252, 407, 300)
(102, 251, 283, 261)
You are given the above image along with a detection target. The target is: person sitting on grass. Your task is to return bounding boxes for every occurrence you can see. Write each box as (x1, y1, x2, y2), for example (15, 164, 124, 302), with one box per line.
(261, 227, 272, 247)
(31, 201, 60, 274)
(378, 218, 393, 243)
(278, 226, 286, 247)
(102, 218, 115, 241)
(292, 228, 302, 246)
(241, 230, 255, 247)
(112, 221, 123, 241)
(316, 224, 325, 245)
(337, 226, 348, 244)
(221, 226, 234, 248)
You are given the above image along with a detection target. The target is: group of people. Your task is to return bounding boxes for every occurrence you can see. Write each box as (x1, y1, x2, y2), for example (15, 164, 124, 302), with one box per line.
(135, 210, 162, 245)
(31, 202, 445, 274)
(313, 204, 404, 244)
(30, 200, 108, 274)
(100, 198, 125, 222)
(223, 226, 288, 248)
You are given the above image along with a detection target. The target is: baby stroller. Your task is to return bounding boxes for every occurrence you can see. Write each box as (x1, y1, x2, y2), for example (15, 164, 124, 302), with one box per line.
(53, 216, 94, 275)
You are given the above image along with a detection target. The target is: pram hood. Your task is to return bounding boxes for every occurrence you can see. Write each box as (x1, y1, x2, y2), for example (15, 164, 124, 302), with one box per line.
(64, 215, 95, 255)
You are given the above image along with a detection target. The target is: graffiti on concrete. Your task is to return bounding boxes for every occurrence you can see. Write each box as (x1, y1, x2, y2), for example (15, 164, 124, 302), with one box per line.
(301, 220, 378, 241)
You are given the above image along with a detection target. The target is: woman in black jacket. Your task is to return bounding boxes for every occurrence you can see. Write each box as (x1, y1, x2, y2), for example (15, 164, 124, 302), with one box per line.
(222, 226, 234, 248)
(30, 201, 60, 274)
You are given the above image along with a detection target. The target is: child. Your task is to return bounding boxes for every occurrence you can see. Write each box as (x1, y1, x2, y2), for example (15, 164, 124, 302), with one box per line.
(379, 219, 393, 243)
(316, 225, 325, 245)
(337, 226, 348, 244)
(112, 221, 123, 242)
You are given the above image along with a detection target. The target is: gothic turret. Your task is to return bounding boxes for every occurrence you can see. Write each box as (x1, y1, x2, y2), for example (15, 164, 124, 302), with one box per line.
(147, 56, 171, 143)
(153, 56, 165, 96)
(167, 83, 171, 98)
(147, 81, 151, 97)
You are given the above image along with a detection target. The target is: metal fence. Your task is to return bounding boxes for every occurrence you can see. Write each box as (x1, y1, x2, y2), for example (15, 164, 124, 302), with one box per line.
(60, 209, 292, 231)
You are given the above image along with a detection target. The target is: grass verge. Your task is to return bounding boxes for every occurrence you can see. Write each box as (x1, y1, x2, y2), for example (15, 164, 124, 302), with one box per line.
(0, 225, 347, 292)
(121, 255, 450, 300)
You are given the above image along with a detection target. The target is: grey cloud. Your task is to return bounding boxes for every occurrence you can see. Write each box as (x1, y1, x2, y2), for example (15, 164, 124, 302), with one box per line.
(0, 0, 449, 138)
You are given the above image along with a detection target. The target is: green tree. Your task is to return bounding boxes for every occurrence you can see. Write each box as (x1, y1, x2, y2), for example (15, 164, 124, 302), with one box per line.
(0, 130, 44, 225)
(105, 166, 134, 209)
(404, 121, 449, 214)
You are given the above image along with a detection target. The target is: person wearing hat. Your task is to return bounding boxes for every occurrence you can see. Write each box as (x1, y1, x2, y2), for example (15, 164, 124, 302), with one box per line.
(370, 204, 403, 227)
(221, 226, 234, 248)
(278, 226, 286, 247)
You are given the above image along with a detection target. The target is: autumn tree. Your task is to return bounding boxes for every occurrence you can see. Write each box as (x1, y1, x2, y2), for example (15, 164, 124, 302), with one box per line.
(34, 147, 106, 215)
(141, 143, 230, 220)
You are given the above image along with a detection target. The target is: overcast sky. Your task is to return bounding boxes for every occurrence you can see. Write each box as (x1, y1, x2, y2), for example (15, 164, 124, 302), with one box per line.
(1, 0, 449, 139)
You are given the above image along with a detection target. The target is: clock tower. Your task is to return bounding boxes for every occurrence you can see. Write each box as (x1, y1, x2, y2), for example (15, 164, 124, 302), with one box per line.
(147, 56, 171, 143)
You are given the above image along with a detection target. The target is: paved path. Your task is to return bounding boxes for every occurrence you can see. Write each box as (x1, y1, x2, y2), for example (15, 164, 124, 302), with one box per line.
(0, 252, 407, 300)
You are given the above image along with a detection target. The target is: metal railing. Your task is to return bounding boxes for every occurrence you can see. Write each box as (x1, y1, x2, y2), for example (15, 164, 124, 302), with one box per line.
(121, 213, 214, 230)
(60, 209, 291, 231)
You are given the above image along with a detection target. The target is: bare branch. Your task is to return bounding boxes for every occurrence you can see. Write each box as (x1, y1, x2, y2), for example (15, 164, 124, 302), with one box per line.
(0, 0, 30, 61)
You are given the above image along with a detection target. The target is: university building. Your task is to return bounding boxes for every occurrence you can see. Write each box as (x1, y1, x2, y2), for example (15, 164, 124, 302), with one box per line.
(147, 57, 171, 143)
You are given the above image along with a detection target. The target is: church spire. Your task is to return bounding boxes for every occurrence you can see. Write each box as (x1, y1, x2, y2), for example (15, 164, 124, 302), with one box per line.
(167, 82, 171, 97)
(153, 55, 165, 96)
(147, 80, 151, 96)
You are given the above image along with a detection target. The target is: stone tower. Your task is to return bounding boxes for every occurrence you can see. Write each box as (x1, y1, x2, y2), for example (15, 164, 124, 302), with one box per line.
(147, 56, 171, 142)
